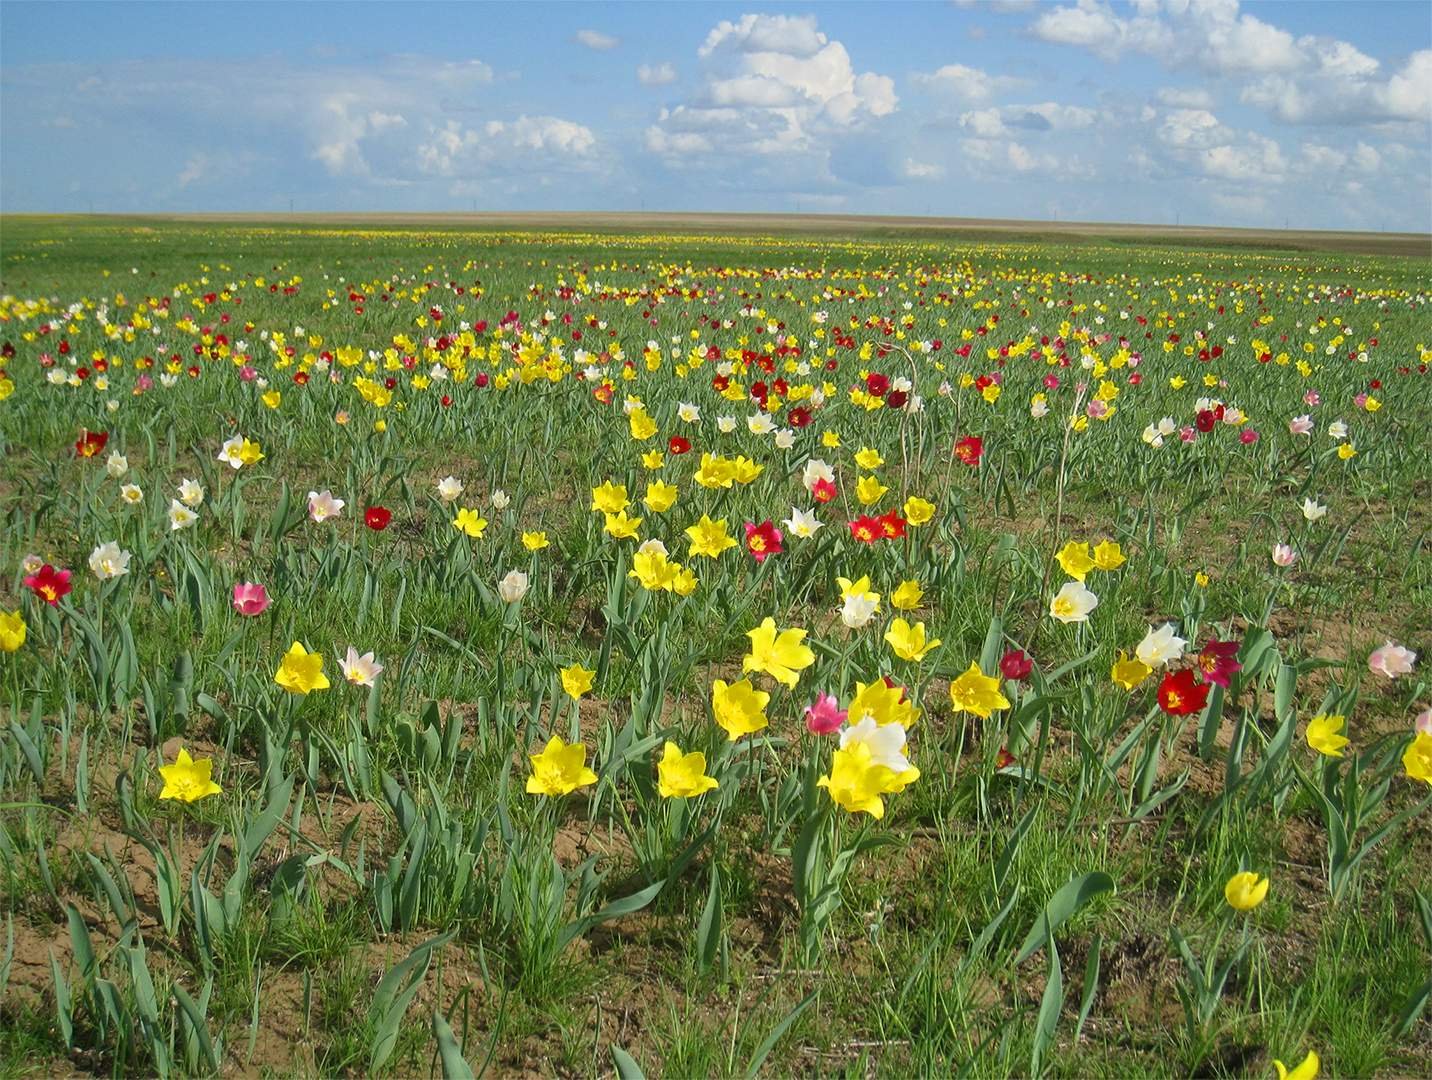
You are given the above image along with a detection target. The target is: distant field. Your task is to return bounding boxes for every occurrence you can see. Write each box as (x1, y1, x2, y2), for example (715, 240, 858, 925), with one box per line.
(7, 209, 1431, 257)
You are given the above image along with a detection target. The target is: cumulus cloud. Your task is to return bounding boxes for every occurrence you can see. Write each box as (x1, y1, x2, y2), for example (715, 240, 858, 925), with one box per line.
(646, 12, 896, 165)
(912, 63, 1027, 104)
(418, 115, 597, 175)
(958, 102, 1098, 137)
(1156, 87, 1214, 109)
(637, 62, 677, 86)
(575, 29, 620, 51)
(901, 158, 945, 180)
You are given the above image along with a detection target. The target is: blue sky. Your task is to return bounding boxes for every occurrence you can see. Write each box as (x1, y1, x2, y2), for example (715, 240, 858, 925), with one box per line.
(2, 1, 1428, 230)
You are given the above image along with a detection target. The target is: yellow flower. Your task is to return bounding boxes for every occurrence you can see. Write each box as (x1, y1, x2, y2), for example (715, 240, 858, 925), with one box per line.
(1305, 714, 1349, 758)
(641, 449, 665, 470)
(603, 509, 642, 539)
(891, 579, 924, 611)
(590, 480, 629, 514)
(854, 447, 884, 470)
(686, 515, 737, 558)
(817, 742, 899, 819)
(855, 474, 888, 506)
(261, 389, 281, 409)
(1170, 375, 1187, 389)
(452, 508, 488, 538)
(948, 662, 1011, 718)
(0, 609, 26, 652)
(1403, 731, 1432, 785)
(711, 678, 770, 740)
(275, 641, 330, 695)
(1111, 651, 1153, 690)
(643, 480, 679, 513)
(885, 618, 940, 662)
(693, 453, 736, 489)
(526, 735, 598, 796)
(629, 547, 680, 591)
(1092, 540, 1126, 571)
(522, 531, 550, 551)
(560, 663, 595, 700)
(822, 430, 841, 448)
(903, 496, 935, 526)
(656, 741, 719, 798)
(628, 408, 658, 440)
(1195, 571, 1210, 588)
(836, 575, 881, 610)
(1337, 443, 1356, 460)
(237, 438, 264, 466)
(743, 618, 815, 688)
(1273, 1051, 1319, 1080)
(1055, 540, 1097, 581)
(847, 679, 920, 729)
(158, 747, 223, 803)
(1224, 871, 1269, 911)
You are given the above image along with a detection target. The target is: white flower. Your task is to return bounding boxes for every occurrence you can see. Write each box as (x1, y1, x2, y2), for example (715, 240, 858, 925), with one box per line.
(307, 490, 345, 523)
(747, 413, 775, 435)
(159, 373, 178, 388)
(678, 402, 701, 423)
(1142, 424, 1165, 448)
(1271, 543, 1298, 567)
(436, 476, 464, 503)
(1031, 398, 1050, 418)
(1049, 581, 1099, 624)
(840, 592, 879, 629)
(88, 541, 131, 580)
(216, 435, 246, 469)
(802, 458, 834, 492)
(716, 416, 737, 434)
(119, 483, 144, 505)
(491, 489, 511, 510)
(497, 569, 529, 604)
(106, 452, 128, 478)
(1301, 498, 1327, 522)
(168, 499, 199, 531)
(1136, 624, 1187, 669)
(1328, 420, 1348, 440)
(21, 554, 44, 576)
(783, 507, 823, 539)
(839, 716, 912, 773)
(774, 428, 796, 450)
(339, 647, 383, 687)
(637, 538, 669, 557)
(178, 479, 205, 507)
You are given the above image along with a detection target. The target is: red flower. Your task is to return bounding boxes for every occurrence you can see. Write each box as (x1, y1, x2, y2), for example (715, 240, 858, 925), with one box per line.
(1196, 641, 1242, 688)
(995, 747, 1017, 770)
(787, 405, 812, 428)
(886, 389, 908, 409)
(24, 564, 72, 606)
(811, 477, 837, 504)
(668, 435, 691, 455)
(1157, 669, 1210, 716)
(848, 516, 881, 543)
(999, 649, 1034, 681)
(74, 430, 108, 458)
(1195, 409, 1216, 433)
(865, 372, 890, 397)
(954, 435, 983, 467)
(744, 520, 783, 562)
(364, 506, 392, 531)
(878, 510, 907, 540)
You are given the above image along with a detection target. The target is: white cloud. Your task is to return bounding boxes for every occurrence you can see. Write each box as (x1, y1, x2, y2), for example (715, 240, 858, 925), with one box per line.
(575, 29, 620, 51)
(647, 12, 897, 163)
(901, 158, 945, 180)
(420, 115, 597, 175)
(912, 63, 1026, 103)
(1156, 87, 1213, 109)
(177, 154, 207, 188)
(637, 62, 677, 86)
(959, 102, 1097, 137)
(1202, 134, 1287, 184)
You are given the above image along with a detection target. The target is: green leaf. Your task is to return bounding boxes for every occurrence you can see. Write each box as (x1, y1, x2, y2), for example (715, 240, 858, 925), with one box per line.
(1030, 916, 1064, 1076)
(558, 878, 666, 952)
(612, 1044, 647, 1080)
(743, 989, 817, 1078)
(1015, 872, 1115, 964)
(432, 1009, 476, 1080)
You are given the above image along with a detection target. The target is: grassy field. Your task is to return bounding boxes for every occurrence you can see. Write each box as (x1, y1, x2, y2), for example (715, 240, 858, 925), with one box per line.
(0, 216, 1429, 1078)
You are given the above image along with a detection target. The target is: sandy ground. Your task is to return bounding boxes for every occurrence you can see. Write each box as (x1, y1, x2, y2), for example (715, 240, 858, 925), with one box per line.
(48, 210, 1431, 257)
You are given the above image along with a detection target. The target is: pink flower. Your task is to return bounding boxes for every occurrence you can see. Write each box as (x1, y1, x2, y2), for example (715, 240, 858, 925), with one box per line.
(1289, 415, 1314, 435)
(1415, 708, 1432, 737)
(239, 365, 258, 382)
(1043, 374, 1061, 389)
(1239, 428, 1259, 445)
(134, 373, 153, 392)
(804, 692, 847, 735)
(1086, 399, 1108, 418)
(232, 582, 270, 616)
(1354, 392, 1368, 408)
(1180, 426, 1197, 443)
(1271, 543, 1298, 568)
(1368, 641, 1417, 679)
(1303, 390, 1321, 406)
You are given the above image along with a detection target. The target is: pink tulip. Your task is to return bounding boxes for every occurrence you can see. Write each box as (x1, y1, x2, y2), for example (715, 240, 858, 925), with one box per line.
(1271, 544, 1298, 568)
(233, 582, 270, 616)
(1415, 708, 1432, 737)
(1239, 428, 1259, 445)
(1368, 641, 1417, 679)
(1303, 390, 1321, 406)
(804, 693, 847, 735)
(1289, 415, 1313, 435)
